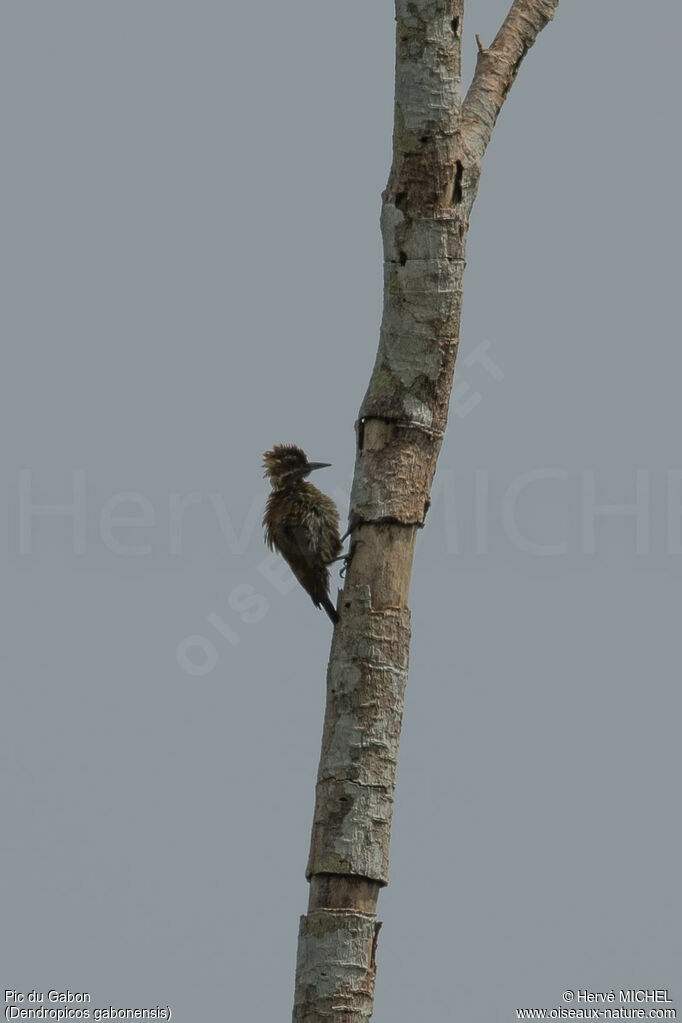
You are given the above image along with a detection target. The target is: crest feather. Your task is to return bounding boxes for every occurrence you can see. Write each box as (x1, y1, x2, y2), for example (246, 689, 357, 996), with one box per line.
(262, 444, 308, 478)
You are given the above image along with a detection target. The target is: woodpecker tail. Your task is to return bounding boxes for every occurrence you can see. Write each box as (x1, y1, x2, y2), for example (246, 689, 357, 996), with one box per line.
(320, 594, 339, 625)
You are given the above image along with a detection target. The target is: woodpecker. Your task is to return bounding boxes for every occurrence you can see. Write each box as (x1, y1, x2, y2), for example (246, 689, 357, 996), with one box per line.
(263, 444, 342, 624)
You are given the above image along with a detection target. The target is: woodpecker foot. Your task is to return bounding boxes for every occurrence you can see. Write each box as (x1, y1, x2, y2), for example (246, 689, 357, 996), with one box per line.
(329, 554, 350, 574)
(332, 540, 364, 578)
(340, 515, 362, 544)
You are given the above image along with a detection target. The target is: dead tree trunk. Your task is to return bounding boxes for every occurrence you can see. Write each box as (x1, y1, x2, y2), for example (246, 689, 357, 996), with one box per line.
(292, 2, 559, 1019)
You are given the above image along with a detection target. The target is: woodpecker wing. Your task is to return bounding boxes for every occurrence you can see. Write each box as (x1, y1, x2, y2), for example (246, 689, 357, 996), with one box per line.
(265, 489, 338, 602)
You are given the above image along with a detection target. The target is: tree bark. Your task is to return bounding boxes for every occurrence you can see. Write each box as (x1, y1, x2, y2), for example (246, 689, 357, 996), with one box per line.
(292, 2, 559, 1019)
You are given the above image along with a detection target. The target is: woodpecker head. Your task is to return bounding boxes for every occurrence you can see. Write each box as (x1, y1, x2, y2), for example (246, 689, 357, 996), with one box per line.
(263, 444, 330, 488)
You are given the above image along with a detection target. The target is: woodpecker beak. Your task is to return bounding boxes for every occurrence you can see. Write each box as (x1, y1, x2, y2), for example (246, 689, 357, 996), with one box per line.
(303, 461, 331, 476)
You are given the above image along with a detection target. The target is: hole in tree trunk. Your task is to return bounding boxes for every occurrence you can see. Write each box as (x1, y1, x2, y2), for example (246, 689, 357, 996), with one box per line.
(452, 161, 463, 204)
(395, 191, 408, 211)
(451, 17, 459, 36)
(398, 250, 407, 266)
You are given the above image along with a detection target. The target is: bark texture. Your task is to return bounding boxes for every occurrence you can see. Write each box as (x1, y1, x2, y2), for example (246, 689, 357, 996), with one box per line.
(292, 2, 559, 1019)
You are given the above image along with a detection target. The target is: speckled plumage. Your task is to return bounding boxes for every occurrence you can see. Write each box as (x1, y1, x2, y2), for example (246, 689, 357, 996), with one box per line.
(263, 445, 342, 624)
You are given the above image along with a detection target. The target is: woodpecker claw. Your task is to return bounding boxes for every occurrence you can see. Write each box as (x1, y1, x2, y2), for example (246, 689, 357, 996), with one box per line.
(334, 540, 364, 578)
(340, 516, 361, 543)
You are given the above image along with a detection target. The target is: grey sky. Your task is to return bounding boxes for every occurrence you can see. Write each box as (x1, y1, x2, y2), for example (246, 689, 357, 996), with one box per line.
(2, 2, 680, 1019)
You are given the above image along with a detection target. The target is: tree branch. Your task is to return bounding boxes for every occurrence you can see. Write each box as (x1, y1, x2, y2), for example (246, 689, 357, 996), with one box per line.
(461, 0, 559, 160)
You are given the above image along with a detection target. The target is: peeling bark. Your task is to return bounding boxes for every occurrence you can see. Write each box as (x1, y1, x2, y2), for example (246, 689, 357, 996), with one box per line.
(292, 1, 559, 1019)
